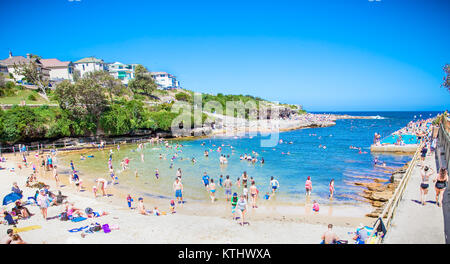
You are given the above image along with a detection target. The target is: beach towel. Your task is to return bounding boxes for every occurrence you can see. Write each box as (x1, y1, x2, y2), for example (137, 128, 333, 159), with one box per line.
(68, 226, 89, 233)
(71, 217, 87, 222)
(13, 225, 42, 233)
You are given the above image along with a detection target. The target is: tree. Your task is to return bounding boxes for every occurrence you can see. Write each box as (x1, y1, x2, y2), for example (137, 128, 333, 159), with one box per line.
(84, 71, 125, 102)
(442, 64, 449, 93)
(13, 60, 50, 99)
(54, 79, 107, 119)
(128, 64, 157, 96)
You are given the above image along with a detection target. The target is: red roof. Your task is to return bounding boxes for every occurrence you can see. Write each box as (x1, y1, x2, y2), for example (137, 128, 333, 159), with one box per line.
(40, 58, 71, 68)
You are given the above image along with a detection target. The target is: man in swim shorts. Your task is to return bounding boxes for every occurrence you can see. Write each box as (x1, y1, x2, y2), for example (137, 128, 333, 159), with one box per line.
(321, 224, 339, 244)
(223, 175, 233, 201)
(202, 172, 210, 188)
(270, 176, 280, 194)
(173, 177, 183, 204)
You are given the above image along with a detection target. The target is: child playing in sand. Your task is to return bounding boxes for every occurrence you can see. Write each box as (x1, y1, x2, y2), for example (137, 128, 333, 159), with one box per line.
(153, 206, 160, 216)
(127, 194, 133, 209)
(312, 200, 320, 212)
(170, 200, 176, 214)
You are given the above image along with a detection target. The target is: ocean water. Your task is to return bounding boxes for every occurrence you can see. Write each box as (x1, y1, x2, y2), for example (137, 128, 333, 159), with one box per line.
(58, 111, 440, 205)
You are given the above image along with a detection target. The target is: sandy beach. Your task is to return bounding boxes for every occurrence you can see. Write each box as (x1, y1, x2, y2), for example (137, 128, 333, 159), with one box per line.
(0, 151, 372, 244)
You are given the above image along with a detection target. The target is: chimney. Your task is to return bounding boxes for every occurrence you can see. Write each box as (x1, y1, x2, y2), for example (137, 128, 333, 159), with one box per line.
(9, 51, 12, 58)
(26, 53, 31, 59)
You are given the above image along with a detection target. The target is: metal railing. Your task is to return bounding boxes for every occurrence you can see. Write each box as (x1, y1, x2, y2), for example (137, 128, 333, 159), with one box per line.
(371, 141, 425, 243)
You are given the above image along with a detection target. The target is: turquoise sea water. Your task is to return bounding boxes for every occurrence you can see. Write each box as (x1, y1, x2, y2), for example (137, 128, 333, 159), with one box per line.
(380, 134, 419, 145)
(59, 111, 440, 205)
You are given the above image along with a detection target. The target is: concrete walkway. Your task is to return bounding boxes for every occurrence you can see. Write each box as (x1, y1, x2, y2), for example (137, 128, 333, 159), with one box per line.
(383, 149, 447, 244)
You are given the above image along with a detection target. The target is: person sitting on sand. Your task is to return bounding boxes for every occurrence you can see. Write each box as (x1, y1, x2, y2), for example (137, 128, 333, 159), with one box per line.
(12, 201, 31, 219)
(138, 198, 151, 215)
(2, 210, 17, 226)
(321, 224, 339, 244)
(312, 200, 320, 212)
(153, 206, 160, 216)
(170, 200, 176, 213)
(10, 234, 26, 244)
(1, 229, 14, 244)
(353, 224, 370, 244)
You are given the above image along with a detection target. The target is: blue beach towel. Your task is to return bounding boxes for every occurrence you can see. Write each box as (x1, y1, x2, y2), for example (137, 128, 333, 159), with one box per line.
(71, 217, 87, 222)
(68, 226, 89, 233)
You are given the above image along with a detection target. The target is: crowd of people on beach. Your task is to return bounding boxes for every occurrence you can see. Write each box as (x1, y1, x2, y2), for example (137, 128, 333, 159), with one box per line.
(1, 113, 446, 244)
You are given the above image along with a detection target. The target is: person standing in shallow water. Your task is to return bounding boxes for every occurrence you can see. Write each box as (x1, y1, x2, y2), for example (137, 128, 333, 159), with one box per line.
(305, 176, 312, 196)
(329, 179, 335, 199)
(209, 179, 216, 203)
(173, 177, 183, 204)
(223, 175, 233, 201)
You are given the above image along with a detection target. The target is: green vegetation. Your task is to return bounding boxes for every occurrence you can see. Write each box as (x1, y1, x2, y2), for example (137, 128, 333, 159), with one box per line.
(0, 61, 301, 144)
(175, 92, 192, 102)
(128, 65, 157, 96)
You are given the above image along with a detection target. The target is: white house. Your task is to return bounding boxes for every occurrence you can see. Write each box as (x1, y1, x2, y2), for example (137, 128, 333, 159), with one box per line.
(150, 72, 181, 89)
(40, 58, 74, 82)
(0, 51, 50, 82)
(107, 62, 138, 85)
(73, 57, 106, 78)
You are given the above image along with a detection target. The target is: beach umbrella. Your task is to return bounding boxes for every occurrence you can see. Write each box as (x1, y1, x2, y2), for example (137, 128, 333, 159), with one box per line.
(2, 192, 22, 206)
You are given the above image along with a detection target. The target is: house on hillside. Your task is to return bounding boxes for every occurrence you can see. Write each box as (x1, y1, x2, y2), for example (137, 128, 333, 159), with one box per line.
(107, 62, 138, 85)
(150, 71, 181, 90)
(73, 56, 106, 78)
(0, 51, 50, 82)
(40, 58, 74, 82)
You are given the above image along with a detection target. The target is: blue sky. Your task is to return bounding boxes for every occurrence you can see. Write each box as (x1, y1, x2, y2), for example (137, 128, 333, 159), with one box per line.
(1, 0, 449, 111)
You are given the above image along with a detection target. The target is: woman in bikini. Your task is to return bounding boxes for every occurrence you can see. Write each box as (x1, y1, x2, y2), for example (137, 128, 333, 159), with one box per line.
(433, 168, 448, 207)
(241, 171, 248, 186)
(249, 181, 258, 208)
(209, 179, 216, 203)
(420, 166, 433, 205)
